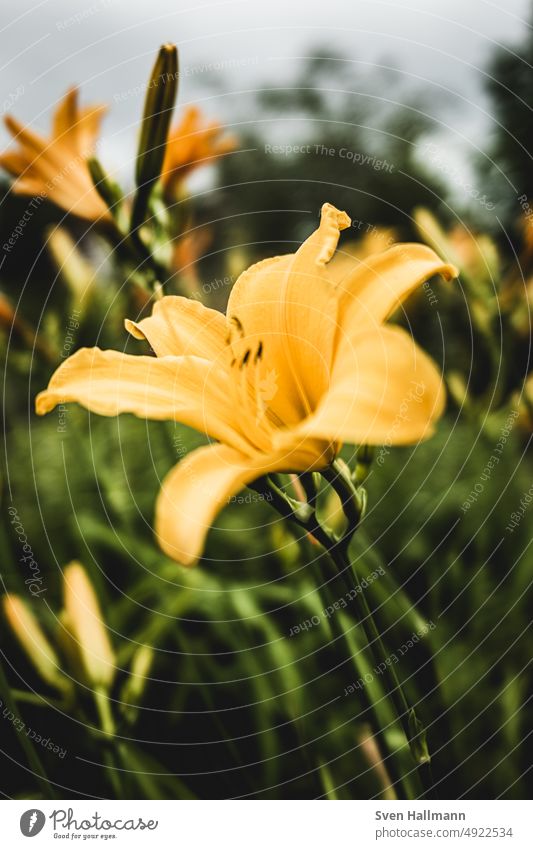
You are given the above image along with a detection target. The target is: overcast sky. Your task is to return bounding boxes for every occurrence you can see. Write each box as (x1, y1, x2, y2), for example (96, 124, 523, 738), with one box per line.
(2, 0, 532, 184)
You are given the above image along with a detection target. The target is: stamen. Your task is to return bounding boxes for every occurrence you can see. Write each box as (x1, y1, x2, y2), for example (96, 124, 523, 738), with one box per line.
(226, 322, 284, 449)
(230, 315, 244, 334)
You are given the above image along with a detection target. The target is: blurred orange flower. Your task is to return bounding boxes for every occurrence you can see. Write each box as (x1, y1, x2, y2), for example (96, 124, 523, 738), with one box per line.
(162, 105, 237, 194)
(0, 87, 111, 223)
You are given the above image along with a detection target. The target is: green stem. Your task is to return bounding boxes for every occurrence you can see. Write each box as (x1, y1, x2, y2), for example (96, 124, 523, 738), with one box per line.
(0, 652, 55, 798)
(94, 687, 126, 799)
(306, 543, 409, 798)
(103, 216, 165, 293)
(257, 468, 435, 799)
(325, 542, 435, 798)
(94, 687, 115, 736)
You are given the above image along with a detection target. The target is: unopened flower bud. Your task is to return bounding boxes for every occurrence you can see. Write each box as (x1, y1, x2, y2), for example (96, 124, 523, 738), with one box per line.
(2, 595, 71, 696)
(87, 156, 125, 224)
(132, 44, 178, 229)
(63, 562, 116, 689)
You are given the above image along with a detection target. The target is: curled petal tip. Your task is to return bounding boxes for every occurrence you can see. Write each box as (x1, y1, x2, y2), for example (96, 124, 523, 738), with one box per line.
(320, 202, 351, 231)
(124, 317, 145, 340)
(304, 202, 351, 266)
(35, 391, 53, 416)
(445, 263, 460, 280)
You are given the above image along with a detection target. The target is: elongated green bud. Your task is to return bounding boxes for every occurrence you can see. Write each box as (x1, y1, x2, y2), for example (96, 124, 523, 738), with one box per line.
(354, 445, 374, 485)
(122, 644, 154, 706)
(87, 156, 124, 221)
(132, 43, 178, 229)
(47, 226, 95, 303)
(408, 708, 431, 765)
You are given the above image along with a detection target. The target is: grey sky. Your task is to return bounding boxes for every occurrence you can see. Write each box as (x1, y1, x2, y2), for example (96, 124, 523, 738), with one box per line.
(2, 0, 532, 184)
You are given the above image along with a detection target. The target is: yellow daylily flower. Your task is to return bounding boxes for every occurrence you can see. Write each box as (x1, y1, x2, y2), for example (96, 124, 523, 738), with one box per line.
(162, 105, 237, 195)
(0, 87, 111, 223)
(36, 203, 457, 566)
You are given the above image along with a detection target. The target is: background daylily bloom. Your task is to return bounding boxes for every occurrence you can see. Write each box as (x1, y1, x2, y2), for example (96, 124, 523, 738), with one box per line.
(0, 87, 111, 222)
(36, 203, 457, 566)
(162, 105, 237, 195)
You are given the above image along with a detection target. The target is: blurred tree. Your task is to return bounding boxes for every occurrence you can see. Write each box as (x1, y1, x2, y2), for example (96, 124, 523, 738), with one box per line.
(481, 8, 533, 233)
(203, 49, 448, 270)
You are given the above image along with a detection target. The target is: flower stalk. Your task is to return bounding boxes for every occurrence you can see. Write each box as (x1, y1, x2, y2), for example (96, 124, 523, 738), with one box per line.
(257, 463, 435, 799)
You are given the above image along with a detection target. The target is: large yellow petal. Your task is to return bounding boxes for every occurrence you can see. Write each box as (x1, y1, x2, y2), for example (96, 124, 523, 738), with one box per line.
(336, 243, 457, 331)
(156, 436, 337, 565)
(125, 296, 227, 360)
(35, 348, 250, 452)
(225, 203, 349, 424)
(155, 443, 286, 565)
(289, 325, 445, 447)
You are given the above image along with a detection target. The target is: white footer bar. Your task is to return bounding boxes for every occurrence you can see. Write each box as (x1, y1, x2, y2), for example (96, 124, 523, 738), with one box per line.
(1, 799, 529, 848)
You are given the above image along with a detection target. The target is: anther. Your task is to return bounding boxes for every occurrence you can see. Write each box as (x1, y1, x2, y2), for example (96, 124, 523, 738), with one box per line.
(230, 315, 244, 335)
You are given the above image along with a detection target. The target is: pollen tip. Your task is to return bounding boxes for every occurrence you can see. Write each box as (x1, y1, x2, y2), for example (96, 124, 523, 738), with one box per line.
(230, 315, 244, 334)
